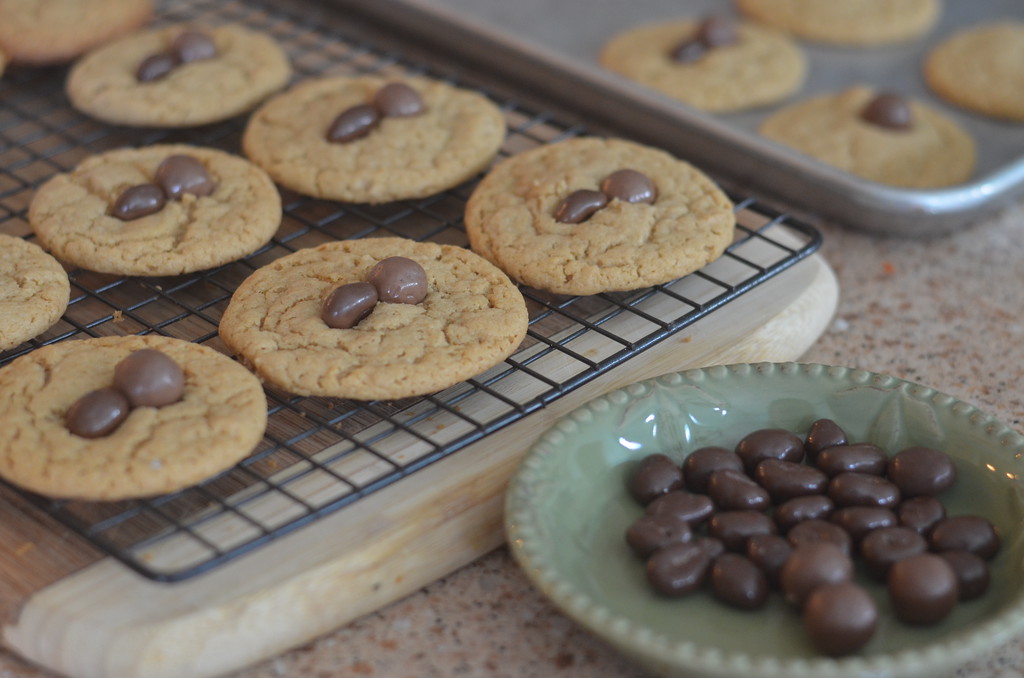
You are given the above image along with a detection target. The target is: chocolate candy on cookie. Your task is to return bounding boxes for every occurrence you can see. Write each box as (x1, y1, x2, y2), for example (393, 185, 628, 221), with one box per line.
(244, 75, 505, 203)
(30, 144, 280, 276)
(67, 24, 291, 128)
(600, 17, 806, 113)
(0, 335, 267, 500)
(465, 137, 735, 296)
(326, 82, 426, 143)
(220, 238, 528, 400)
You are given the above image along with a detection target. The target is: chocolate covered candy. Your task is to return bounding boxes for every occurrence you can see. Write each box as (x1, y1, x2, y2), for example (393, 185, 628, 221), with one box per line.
(754, 458, 827, 501)
(775, 494, 834, 532)
(554, 189, 608, 224)
(897, 495, 946, 534)
(711, 553, 769, 610)
(322, 282, 378, 329)
(645, 490, 715, 527)
(65, 387, 131, 438)
(860, 92, 913, 130)
(803, 583, 878, 657)
(327, 104, 381, 143)
(735, 428, 804, 471)
(888, 553, 958, 624)
(816, 443, 887, 477)
(155, 154, 216, 199)
(860, 526, 927, 581)
(373, 82, 425, 117)
(626, 512, 692, 558)
(939, 550, 991, 601)
(112, 183, 166, 220)
(787, 519, 852, 557)
(929, 515, 1001, 560)
(708, 510, 775, 551)
(828, 472, 900, 508)
(888, 446, 957, 497)
(683, 446, 742, 493)
(645, 541, 714, 596)
(367, 256, 429, 304)
(780, 542, 854, 608)
(600, 169, 657, 204)
(804, 418, 847, 460)
(113, 349, 185, 408)
(707, 468, 770, 511)
(627, 453, 683, 505)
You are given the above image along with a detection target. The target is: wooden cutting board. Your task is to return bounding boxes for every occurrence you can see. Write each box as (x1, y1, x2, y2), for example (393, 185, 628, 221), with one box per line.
(0, 253, 838, 678)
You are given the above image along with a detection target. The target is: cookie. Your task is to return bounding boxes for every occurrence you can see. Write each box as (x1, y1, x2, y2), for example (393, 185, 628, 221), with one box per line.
(924, 22, 1024, 122)
(218, 237, 528, 400)
(0, 234, 70, 351)
(758, 86, 975, 188)
(735, 0, 941, 45)
(0, 335, 267, 500)
(0, 0, 152, 66)
(463, 137, 735, 296)
(29, 144, 282, 276)
(242, 75, 507, 203)
(600, 17, 806, 112)
(66, 23, 291, 127)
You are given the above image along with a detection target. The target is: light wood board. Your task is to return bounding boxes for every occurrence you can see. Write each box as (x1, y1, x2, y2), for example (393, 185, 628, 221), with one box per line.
(0, 253, 838, 678)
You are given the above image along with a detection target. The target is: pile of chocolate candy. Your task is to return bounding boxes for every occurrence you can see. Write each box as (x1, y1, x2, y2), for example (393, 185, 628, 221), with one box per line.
(625, 419, 1000, 656)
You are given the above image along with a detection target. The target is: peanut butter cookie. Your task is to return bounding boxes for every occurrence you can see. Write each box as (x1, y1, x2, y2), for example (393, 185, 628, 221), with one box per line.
(0, 234, 70, 351)
(924, 22, 1024, 122)
(242, 75, 507, 203)
(66, 23, 290, 127)
(735, 0, 941, 46)
(0, 335, 267, 501)
(463, 137, 735, 296)
(600, 17, 806, 112)
(29, 144, 282, 276)
(0, 0, 152, 66)
(219, 238, 528, 400)
(759, 86, 975, 188)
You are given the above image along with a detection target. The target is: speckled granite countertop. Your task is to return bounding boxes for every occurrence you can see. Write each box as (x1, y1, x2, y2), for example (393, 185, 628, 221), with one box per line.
(1, 199, 1021, 677)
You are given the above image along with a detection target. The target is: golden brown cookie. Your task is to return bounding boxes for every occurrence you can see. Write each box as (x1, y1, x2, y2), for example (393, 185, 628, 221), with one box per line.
(0, 234, 70, 352)
(600, 18, 806, 113)
(735, 0, 941, 45)
(66, 23, 291, 127)
(463, 137, 735, 296)
(219, 238, 528, 400)
(242, 75, 507, 203)
(29, 144, 282, 276)
(758, 86, 975, 188)
(924, 22, 1024, 122)
(0, 335, 267, 501)
(0, 0, 152, 66)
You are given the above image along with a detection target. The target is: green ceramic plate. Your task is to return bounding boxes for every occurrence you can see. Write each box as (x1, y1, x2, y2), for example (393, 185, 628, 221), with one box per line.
(505, 363, 1024, 678)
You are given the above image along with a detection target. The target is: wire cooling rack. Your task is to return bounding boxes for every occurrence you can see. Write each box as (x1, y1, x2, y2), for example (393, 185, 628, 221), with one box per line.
(0, 0, 821, 582)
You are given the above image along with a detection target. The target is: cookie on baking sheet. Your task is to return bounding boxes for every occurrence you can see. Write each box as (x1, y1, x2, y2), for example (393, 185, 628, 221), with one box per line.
(0, 0, 152, 66)
(29, 144, 282, 276)
(66, 23, 291, 127)
(463, 137, 735, 296)
(0, 335, 267, 501)
(0, 234, 70, 352)
(219, 238, 529, 401)
(735, 0, 941, 45)
(600, 17, 806, 113)
(242, 75, 507, 203)
(924, 22, 1024, 122)
(758, 86, 975, 188)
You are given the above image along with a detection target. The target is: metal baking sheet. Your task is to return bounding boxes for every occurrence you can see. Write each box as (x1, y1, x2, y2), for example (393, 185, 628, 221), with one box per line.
(342, 0, 1024, 236)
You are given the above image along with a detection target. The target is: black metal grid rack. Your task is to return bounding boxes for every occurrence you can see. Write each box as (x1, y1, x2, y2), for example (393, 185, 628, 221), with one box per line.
(0, 0, 821, 582)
